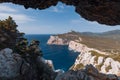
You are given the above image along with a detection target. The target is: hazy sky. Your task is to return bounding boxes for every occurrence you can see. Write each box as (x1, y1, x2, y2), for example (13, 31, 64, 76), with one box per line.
(0, 2, 120, 34)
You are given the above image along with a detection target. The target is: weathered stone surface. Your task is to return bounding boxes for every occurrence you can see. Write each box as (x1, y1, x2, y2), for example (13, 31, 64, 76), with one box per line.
(0, 48, 57, 80)
(47, 36, 69, 45)
(70, 41, 120, 76)
(0, 48, 22, 78)
(0, 0, 120, 25)
(56, 64, 119, 80)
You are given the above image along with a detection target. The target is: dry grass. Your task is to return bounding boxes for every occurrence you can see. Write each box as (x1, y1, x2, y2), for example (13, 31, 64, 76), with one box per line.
(56, 31, 120, 53)
(90, 50, 120, 62)
(80, 35, 120, 53)
(74, 63, 84, 70)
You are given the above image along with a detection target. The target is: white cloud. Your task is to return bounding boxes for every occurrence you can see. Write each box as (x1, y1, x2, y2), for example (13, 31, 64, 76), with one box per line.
(71, 19, 84, 24)
(52, 7, 60, 13)
(59, 5, 65, 9)
(50, 7, 63, 13)
(0, 5, 17, 12)
(71, 19, 99, 25)
(50, 3, 66, 13)
(0, 13, 35, 24)
(0, 4, 35, 24)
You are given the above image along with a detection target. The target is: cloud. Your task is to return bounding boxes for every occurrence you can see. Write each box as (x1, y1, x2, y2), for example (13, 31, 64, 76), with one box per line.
(50, 3, 66, 13)
(71, 19, 84, 25)
(50, 6, 64, 13)
(71, 19, 99, 25)
(0, 4, 35, 24)
(0, 13, 35, 24)
(52, 7, 60, 13)
(0, 5, 17, 12)
(59, 5, 65, 9)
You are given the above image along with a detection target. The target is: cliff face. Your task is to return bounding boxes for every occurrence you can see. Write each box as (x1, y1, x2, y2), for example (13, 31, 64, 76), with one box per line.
(47, 36, 69, 45)
(0, 17, 120, 80)
(69, 41, 90, 52)
(0, 48, 57, 80)
(70, 41, 120, 76)
(48, 31, 120, 53)
(56, 64, 119, 80)
(47, 31, 82, 45)
(0, 48, 119, 80)
(0, 17, 57, 80)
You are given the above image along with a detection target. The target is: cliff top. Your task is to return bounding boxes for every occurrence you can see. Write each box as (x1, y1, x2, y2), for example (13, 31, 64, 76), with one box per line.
(55, 30, 120, 53)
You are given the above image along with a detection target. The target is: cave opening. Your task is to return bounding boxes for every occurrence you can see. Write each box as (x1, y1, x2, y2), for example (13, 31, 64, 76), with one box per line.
(0, 1, 120, 80)
(0, 1, 120, 71)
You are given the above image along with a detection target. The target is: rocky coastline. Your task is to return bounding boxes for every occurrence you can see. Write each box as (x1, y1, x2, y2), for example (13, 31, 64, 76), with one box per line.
(47, 36, 69, 45)
(70, 41, 120, 76)
(47, 32, 120, 78)
(0, 17, 120, 80)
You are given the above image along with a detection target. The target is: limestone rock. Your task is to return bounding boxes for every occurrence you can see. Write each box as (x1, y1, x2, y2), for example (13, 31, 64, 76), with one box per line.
(70, 42, 120, 76)
(56, 64, 119, 80)
(69, 41, 90, 52)
(47, 36, 69, 45)
(0, 48, 22, 78)
(0, 48, 57, 80)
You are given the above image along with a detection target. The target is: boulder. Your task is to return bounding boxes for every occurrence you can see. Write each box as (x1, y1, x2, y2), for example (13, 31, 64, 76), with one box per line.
(55, 64, 119, 80)
(0, 48, 22, 78)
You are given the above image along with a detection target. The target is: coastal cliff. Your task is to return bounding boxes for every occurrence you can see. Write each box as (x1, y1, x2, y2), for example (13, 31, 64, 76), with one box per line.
(47, 31, 82, 45)
(69, 40, 120, 76)
(48, 31, 120, 77)
(47, 36, 69, 45)
(0, 17, 120, 80)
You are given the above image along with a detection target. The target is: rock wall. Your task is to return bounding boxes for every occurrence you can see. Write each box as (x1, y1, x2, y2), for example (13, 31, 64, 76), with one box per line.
(47, 36, 69, 45)
(68, 41, 90, 52)
(0, 48, 57, 80)
(56, 64, 119, 80)
(0, 48, 22, 78)
(69, 41, 120, 76)
(0, 0, 120, 25)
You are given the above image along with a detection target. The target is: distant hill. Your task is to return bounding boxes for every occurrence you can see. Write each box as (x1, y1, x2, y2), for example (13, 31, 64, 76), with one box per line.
(81, 30, 120, 39)
(54, 30, 120, 53)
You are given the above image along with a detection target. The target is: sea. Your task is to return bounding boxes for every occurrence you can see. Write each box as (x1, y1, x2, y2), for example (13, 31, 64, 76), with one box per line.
(25, 34, 79, 71)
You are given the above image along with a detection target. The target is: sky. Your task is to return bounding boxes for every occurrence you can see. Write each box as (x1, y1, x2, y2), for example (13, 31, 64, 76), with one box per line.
(0, 2, 120, 34)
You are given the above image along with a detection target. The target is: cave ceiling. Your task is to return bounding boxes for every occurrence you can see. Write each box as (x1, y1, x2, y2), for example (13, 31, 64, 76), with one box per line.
(0, 0, 120, 26)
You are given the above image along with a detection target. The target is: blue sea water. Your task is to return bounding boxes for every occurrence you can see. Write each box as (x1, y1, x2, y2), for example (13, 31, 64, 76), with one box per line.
(25, 34, 79, 71)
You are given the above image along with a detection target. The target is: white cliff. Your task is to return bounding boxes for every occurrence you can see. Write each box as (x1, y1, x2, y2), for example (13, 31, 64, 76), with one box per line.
(69, 41, 120, 76)
(47, 36, 69, 45)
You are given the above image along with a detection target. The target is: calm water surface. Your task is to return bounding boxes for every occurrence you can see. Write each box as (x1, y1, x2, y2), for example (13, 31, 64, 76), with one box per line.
(25, 34, 79, 71)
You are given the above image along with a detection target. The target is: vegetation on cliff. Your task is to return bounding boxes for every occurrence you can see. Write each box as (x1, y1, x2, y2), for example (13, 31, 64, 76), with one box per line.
(90, 50, 120, 62)
(0, 16, 24, 50)
(53, 30, 120, 54)
(0, 17, 56, 80)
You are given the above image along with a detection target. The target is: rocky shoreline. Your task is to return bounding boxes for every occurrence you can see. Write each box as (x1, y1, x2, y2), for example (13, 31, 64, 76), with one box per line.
(70, 41, 120, 76)
(47, 36, 69, 45)
(47, 33, 120, 78)
(0, 17, 120, 80)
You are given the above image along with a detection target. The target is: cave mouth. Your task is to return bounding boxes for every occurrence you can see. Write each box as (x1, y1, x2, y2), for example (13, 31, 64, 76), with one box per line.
(1, 2, 120, 35)
(0, 0, 120, 71)
(0, 1, 120, 79)
(1, 0, 120, 25)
